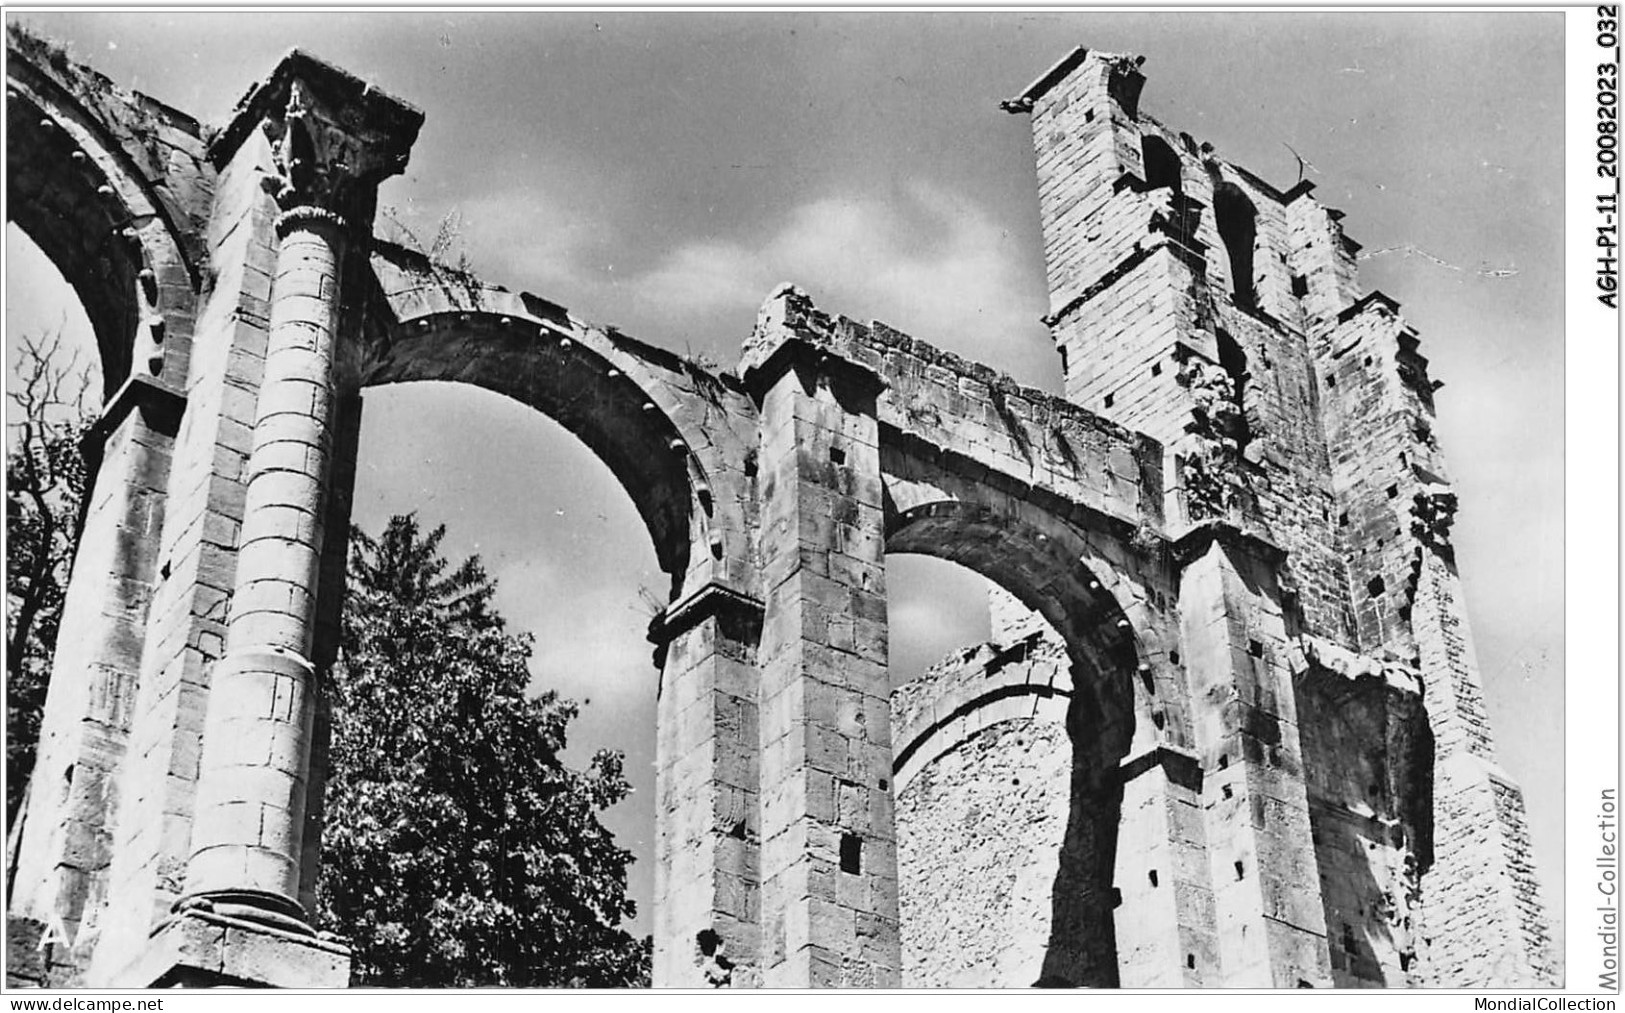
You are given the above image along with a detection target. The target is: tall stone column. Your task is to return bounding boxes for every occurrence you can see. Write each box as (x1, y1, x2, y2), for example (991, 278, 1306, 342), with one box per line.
(130, 52, 420, 987)
(178, 202, 347, 928)
(742, 287, 900, 988)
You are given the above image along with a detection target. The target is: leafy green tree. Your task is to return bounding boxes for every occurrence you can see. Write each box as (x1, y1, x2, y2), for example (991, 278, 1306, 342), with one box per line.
(5, 331, 91, 826)
(317, 514, 651, 987)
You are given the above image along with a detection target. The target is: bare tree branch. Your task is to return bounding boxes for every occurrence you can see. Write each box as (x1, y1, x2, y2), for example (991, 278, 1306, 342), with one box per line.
(6, 326, 92, 825)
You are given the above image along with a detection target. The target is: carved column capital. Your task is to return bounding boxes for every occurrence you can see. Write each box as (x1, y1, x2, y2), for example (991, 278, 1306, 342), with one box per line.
(209, 49, 424, 226)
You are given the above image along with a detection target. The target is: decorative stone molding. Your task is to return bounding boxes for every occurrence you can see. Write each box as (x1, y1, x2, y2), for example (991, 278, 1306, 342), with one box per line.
(209, 49, 423, 225)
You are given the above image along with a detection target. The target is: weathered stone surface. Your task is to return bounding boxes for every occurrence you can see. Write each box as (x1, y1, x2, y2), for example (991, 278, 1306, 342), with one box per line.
(883, 44, 1550, 989)
(6, 34, 1549, 990)
(121, 909, 349, 987)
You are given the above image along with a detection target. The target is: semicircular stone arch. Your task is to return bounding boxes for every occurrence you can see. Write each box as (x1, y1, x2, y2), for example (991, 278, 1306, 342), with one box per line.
(363, 243, 757, 603)
(880, 441, 1186, 734)
(880, 438, 1191, 989)
(6, 32, 206, 396)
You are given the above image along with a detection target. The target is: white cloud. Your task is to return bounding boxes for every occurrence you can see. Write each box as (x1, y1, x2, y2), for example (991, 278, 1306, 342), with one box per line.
(634, 241, 765, 313)
(627, 181, 1054, 379)
(394, 177, 1057, 386)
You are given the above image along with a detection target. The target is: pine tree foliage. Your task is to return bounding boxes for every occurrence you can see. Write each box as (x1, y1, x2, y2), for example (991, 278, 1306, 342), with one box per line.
(317, 514, 651, 987)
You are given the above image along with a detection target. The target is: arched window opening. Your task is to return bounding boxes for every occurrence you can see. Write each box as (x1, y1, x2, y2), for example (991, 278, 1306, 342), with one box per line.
(4, 224, 103, 833)
(1141, 135, 1183, 193)
(1212, 181, 1259, 310)
(886, 525, 1131, 989)
(1214, 328, 1252, 452)
(333, 381, 660, 979)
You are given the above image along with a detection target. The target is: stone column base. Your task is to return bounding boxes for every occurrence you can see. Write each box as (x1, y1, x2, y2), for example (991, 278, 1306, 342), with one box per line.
(119, 910, 350, 988)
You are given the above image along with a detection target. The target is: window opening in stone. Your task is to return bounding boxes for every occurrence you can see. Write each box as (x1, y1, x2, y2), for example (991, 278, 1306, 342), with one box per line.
(1291, 274, 1309, 298)
(1247, 639, 1263, 658)
(1148, 870, 1159, 887)
(342, 380, 666, 950)
(840, 833, 863, 874)
(829, 446, 846, 466)
(1142, 134, 1183, 192)
(1213, 329, 1252, 452)
(889, 559, 1121, 986)
(1368, 576, 1386, 597)
(1104, 392, 1115, 408)
(1211, 179, 1259, 309)
(1234, 859, 1246, 880)
(1059, 344, 1069, 375)
(1186, 954, 1197, 970)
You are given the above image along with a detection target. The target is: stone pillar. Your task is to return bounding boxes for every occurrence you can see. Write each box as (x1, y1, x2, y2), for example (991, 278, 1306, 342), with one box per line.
(1174, 528, 1332, 987)
(7, 377, 183, 984)
(178, 203, 346, 928)
(742, 287, 900, 988)
(1111, 747, 1214, 987)
(126, 52, 420, 987)
(650, 587, 763, 987)
(296, 390, 363, 916)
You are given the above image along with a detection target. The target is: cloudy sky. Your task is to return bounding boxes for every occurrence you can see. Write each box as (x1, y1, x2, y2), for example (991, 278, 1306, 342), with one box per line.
(6, 11, 1565, 953)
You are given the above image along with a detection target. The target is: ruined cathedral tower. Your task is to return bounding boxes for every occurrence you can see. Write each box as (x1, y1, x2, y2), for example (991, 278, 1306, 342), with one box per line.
(892, 48, 1554, 988)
